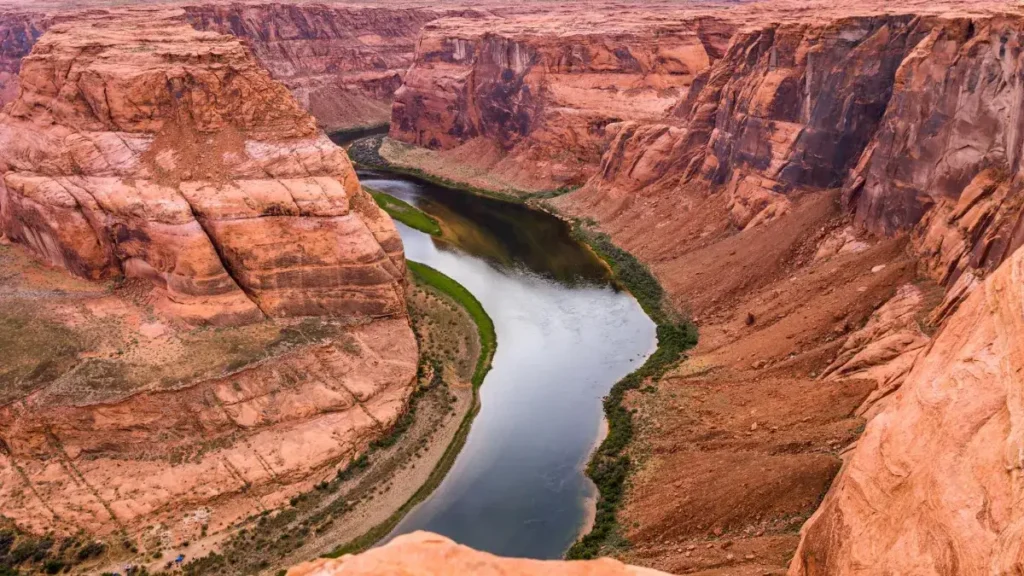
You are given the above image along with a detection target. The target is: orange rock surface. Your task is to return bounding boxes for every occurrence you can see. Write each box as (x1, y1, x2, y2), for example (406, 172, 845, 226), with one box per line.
(791, 244, 1024, 576)
(0, 6, 406, 326)
(288, 532, 672, 576)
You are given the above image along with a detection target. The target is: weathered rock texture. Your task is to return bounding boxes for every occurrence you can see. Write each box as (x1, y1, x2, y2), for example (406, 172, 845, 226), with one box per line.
(288, 531, 672, 576)
(0, 6, 418, 543)
(0, 11, 49, 105)
(791, 245, 1024, 576)
(0, 7, 406, 326)
(390, 13, 736, 191)
(183, 4, 484, 132)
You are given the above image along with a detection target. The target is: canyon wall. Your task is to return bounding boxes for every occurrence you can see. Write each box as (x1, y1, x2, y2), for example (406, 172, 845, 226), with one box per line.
(182, 4, 484, 132)
(0, 3, 484, 133)
(385, 3, 1024, 574)
(551, 7, 1024, 576)
(389, 13, 735, 190)
(0, 11, 49, 107)
(0, 6, 417, 543)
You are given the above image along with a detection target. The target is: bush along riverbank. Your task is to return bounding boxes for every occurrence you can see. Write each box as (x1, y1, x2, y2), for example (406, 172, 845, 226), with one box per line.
(566, 224, 698, 560)
(323, 261, 496, 558)
(363, 186, 442, 236)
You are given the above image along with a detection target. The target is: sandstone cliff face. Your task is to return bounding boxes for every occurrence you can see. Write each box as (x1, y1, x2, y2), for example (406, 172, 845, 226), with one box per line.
(535, 5, 1024, 574)
(288, 532, 671, 576)
(0, 7, 418, 542)
(390, 14, 734, 189)
(790, 244, 1024, 576)
(183, 4, 483, 132)
(0, 7, 406, 326)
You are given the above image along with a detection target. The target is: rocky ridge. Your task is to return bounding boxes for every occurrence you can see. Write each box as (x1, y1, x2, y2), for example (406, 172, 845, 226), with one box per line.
(288, 532, 671, 576)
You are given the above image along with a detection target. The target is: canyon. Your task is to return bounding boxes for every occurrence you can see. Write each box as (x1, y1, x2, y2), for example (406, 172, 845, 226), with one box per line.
(1, 1, 1023, 576)
(377, 0, 1024, 574)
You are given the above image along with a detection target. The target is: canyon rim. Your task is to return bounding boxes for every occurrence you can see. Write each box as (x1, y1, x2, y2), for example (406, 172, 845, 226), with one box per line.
(0, 1, 1024, 576)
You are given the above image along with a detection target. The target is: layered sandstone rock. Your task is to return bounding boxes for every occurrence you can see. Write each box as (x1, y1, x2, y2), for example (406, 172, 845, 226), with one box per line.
(790, 245, 1024, 576)
(288, 532, 672, 576)
(0, 7, 406, 326)
(0, 6, 418, 543)
(183, 4, 485, 132)
(390, 13, 735, 190)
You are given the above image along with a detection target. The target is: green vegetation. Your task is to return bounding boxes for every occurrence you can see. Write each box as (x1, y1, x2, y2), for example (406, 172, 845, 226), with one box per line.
(0, 526, 108, 576)
(324, 262, 496, 557)
(364, 187, 442, 236)
(406, 262, 495, 389)
(566, 224, 698, 560)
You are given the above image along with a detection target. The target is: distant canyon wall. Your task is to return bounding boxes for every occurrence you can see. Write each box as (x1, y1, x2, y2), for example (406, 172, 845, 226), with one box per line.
(0, 4, 485, 132)
(181, 4, 485, 132)
(388, 14, 736, 188)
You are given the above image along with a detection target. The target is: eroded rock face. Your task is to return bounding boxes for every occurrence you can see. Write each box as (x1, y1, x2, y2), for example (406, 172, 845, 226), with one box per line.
(183, 4, 484, 132)
(0, 7, 406, 326)
(790, 246, 1024, 576)
(390, 14, 734, 188)
(288, 532, 672, 576)
(0, 11, 48, 106)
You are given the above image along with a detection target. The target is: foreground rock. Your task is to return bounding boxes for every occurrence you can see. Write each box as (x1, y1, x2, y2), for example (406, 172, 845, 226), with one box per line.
(0, 6, 418, 556)
(790, 231, 1024, 575)
(289, 532, 671, 576)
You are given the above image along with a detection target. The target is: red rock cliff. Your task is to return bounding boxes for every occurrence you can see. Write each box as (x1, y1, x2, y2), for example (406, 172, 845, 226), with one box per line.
(0, 6, 418, 545)
(390, 12, 735, 189)
(0, 6, 407, 326)
(182, 3, 485, 132)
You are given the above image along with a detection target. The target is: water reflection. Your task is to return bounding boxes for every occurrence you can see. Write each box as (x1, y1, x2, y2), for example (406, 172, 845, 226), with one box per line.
(359, 170, 610, 286)
(367, 170, 656, 559)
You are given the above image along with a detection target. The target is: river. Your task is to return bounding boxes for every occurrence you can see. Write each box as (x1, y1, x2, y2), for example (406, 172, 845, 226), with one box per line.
(358, 168, 656, 559)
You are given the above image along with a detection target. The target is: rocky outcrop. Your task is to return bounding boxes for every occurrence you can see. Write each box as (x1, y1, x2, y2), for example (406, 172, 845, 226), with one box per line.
(0, 7, 406, 326)
(288, 531, 672, 576)
(790, 244, 1024, 576)
(0, 6, 419, 543)
(390, 13, 735, 190)
(183, 4, 484, 132)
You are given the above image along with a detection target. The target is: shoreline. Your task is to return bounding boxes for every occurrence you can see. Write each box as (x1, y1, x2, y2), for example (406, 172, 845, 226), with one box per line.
(341, 133, 696, 559)
(133, 264, 497, 576)
(322, 261, 498, 558)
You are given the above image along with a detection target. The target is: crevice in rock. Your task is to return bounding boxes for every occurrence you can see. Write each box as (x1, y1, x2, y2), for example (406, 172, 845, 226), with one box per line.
(181, 190, 270, 320)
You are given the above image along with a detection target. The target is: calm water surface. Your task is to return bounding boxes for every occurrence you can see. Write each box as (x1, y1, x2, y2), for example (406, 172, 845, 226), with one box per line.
(362, 170, 656, 559)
